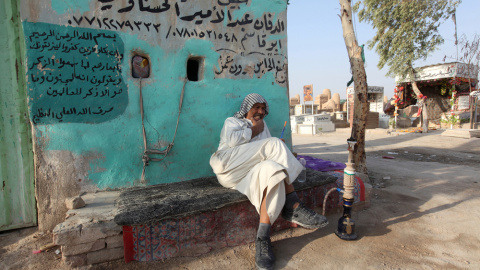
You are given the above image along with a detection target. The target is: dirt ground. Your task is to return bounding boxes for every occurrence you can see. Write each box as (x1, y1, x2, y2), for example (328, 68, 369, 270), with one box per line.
(1, 129, 479, 270)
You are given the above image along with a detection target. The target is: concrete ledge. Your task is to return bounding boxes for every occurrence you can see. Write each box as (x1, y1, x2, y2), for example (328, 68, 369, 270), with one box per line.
(114, 169, 338, 226)
(52, 169, 369, 266)
(119, 170, 369, 263)
(441, 128, 480, 138)
(53, 192, 123, 267)
(122, 183, 342, 262)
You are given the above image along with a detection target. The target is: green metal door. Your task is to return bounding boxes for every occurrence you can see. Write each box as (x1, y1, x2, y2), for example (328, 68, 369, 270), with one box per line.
(0, 0, 36, 231)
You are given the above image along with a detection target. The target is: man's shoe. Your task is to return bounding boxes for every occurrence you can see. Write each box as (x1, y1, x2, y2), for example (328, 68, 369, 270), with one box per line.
(282, 203, 328, 229)
(255, 237, 275, 270)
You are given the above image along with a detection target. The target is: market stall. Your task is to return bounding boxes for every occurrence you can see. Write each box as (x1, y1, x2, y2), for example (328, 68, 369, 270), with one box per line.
(394, 62, 479, 129)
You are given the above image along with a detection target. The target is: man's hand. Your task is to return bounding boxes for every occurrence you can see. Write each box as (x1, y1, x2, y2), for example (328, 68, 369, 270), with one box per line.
(250, 118, 264, 138)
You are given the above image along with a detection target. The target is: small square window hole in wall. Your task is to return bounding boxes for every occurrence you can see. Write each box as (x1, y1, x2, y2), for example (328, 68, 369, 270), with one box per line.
(187, 57, 204, 81)
(132, 55, 150, 78)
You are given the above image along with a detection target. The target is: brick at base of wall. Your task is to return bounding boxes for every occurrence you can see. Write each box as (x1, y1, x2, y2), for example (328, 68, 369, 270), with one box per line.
(62, 239, 106, 256)
(106, 234, 124, 248)
(87, 247, 124, 265)
(63, 254, 87, 268)
(61, 235, 124, 267)
(63, 246, 124, 267)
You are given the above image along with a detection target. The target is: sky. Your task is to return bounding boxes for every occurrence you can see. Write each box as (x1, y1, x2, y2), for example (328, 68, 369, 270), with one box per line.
(286, 0, 480, 101)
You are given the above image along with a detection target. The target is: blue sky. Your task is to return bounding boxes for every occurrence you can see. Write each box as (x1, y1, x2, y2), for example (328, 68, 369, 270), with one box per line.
(287, 0, 479, 101)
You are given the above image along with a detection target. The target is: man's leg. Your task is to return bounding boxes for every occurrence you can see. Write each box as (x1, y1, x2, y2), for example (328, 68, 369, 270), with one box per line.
(256, 189, 275, 270)
(259, 189, 271, 224)
(282, 181, 328, 229)
(284, 182, 300, 210)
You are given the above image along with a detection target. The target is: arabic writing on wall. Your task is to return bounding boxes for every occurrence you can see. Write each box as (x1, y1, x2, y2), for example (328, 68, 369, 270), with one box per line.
(24, 22, 128, 124)
(66, 0, 287, 84)
(398, 63, 479, 83)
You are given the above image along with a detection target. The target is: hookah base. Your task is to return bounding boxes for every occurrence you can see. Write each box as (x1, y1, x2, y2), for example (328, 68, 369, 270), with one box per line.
(335, 229, 357, 241)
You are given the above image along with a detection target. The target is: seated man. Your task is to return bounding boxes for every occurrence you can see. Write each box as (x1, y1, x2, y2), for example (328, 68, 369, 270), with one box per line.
(210, 93, 328, 270)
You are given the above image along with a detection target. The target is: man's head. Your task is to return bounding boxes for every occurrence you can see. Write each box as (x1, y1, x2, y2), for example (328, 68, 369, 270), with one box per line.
(233, 93, 269, 119)
(246, 103, 266, 121)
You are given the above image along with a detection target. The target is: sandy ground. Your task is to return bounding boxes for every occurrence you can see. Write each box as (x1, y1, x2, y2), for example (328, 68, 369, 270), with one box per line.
(1, 129, 479, 270)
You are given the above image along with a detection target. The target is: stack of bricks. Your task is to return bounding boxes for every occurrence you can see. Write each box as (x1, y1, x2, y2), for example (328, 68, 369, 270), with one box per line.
(52, 192, 123, 267)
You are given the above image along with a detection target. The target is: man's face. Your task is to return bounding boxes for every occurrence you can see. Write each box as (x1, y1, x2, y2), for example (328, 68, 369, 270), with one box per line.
(246, 103, 266, 121)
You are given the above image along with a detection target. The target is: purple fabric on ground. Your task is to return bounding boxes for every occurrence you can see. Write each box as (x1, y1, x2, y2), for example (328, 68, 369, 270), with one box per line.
(297, 155, 346, 172)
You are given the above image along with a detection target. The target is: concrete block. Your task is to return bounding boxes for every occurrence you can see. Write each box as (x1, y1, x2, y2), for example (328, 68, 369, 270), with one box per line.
(442, 129, 480, 139)
(379, 113, 390, 128)
(106, 235, 124, 248)
(290, 115, 305, 125)
(54, 219, 122, 246)
(65, 196, 86, 210)
(61, 238, 106, 256)
(298, 123, 335, 134)
(63, 254, 87, 268)
(53, 218, 91, 245)
(334, 111, 347, 121)
(87, 247, 124, 265)
(315, 122, 335, 133)
(304, 114, 331, 124)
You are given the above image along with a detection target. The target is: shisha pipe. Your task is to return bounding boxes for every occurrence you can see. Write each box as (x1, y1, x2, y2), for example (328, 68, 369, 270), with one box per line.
(335, 136, 358, 240)
(280, 121, 287, 139)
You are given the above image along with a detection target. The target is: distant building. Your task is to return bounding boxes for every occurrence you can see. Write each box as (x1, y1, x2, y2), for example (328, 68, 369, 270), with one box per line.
(347, 86, 388, 128)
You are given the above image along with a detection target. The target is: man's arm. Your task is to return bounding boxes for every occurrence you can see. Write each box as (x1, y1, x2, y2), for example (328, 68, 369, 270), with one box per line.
(222, 117, 271, 148)
(223, 118, 253, 148)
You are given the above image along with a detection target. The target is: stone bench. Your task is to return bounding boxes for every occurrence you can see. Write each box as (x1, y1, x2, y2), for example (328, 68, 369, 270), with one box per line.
(53, 169, 369, 267)
(116, 169, 366, 263)
(114, 170, 337, 226)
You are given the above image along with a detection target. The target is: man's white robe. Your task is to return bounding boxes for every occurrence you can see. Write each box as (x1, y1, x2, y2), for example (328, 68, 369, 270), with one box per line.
(210, 117, 303, 222)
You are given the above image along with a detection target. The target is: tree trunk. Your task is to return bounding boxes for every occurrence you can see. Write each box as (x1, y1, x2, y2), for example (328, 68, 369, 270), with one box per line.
(410, 78, 423, 96)
(410, 73, 428, 133)
(339, 0, 368, 175)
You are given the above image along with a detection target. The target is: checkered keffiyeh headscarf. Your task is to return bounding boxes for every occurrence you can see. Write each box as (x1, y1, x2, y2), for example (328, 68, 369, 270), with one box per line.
(233, 93, 269, 119)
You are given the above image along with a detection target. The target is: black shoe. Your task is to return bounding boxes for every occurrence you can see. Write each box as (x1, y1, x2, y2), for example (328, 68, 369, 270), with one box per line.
(282, 203, 328, 229)
(255, 237, 275, 270)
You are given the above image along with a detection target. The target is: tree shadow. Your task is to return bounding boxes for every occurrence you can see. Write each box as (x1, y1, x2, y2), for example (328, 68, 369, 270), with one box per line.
(273, 132, 480, 268)
(272, 188, 471, 269)
(272, 222, 336, 269)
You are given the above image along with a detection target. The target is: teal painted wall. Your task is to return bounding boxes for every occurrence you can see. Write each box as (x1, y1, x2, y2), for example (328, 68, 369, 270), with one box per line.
(22, 0, 291, 189)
